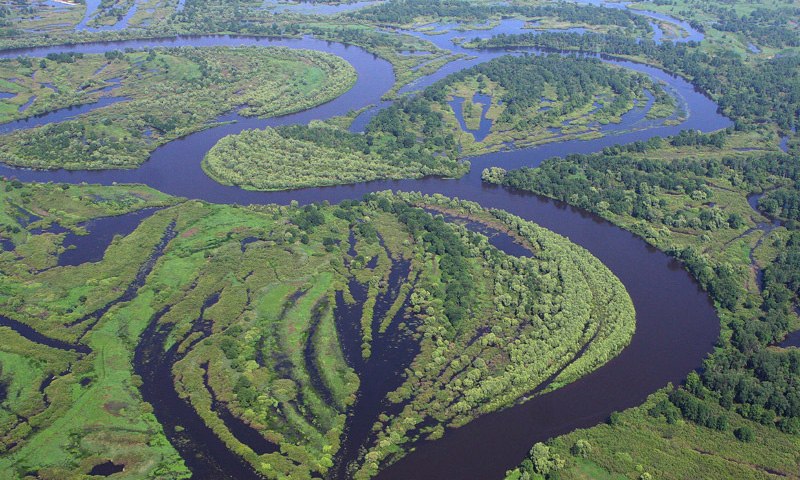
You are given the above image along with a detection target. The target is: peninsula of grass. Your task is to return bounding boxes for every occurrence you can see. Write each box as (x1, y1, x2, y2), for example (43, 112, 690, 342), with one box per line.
(0, 45, 357, 170)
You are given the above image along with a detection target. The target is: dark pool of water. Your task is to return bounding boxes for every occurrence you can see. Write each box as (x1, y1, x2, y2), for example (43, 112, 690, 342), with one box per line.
(780, 330, 800, 348)
(88, 460, 124, 476)
(133, 309, 259, 480)
(332, 255, 419, 479)
(449, 92, 493, 142)
(430, 210, 533, 258)
(0, 314, 90, 353)
(59, 208, 160, 266)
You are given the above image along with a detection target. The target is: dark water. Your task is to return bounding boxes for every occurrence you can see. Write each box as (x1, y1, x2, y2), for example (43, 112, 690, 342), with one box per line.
(58, 208, 160, 266)
(202, 362, 280, 456)
(0, 18, 725, 480)
(449, 93, 493, 142)
(747, 193, 782, 231)
(0, 314, 90, 353)
(0, 96, 129, 135)
(88, 461, 124, 476)
(374, 185, 718, 480)
(333, 261, 419, 479)
(428, 210, 533, 259)
(133, 310, 259, 480)
(781, 329, 800, 348)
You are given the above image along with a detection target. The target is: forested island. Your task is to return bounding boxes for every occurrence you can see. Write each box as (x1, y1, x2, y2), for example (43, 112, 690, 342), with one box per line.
(0, 0, 798, 479)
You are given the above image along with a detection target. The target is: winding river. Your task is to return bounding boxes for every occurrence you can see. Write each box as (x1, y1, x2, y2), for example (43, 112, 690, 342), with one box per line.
(1, 7, 727, 480)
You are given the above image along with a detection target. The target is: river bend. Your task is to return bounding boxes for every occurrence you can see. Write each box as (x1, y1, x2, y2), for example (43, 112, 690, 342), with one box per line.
(0, 13, 725, 480)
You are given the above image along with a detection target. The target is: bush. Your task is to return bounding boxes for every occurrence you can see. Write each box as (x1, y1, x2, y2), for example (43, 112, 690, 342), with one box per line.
(734, 426, 754, 442)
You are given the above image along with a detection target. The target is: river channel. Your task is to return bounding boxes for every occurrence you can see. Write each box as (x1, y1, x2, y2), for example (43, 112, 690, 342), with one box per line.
(0, 8, 726, 479)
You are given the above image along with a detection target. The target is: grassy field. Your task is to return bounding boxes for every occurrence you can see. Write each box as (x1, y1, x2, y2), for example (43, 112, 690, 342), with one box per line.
(0, 45, 356, 170)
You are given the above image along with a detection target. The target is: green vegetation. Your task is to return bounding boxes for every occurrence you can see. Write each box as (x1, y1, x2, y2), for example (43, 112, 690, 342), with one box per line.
(0, 0, 678, 106)
(202, 91, 470, 190)
(0, 45, 356, 169)
(203, 53, 675, 191)
(0, 182, 188, 479)
(347, 191, 634, 479)
(421, 53, 675, 155)
(484, 125, 800, 478)
(628, 0, 800, 53)
(351, 0, 651, 35)
(202, 122, 466, 191)
(1, 0, 799, 478)
(469, 30, 800, 132)
(506, 386, 800, 480)
(0, 182, 634, 478)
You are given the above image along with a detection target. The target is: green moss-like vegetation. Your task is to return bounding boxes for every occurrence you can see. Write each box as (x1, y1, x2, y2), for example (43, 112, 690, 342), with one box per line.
(0, 183, 191, 479)
(0, 46, 356, 170)
(0, 182, 633, 479)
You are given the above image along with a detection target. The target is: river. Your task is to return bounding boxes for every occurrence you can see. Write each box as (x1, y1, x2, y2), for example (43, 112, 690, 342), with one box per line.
(0, 7, 726, 480)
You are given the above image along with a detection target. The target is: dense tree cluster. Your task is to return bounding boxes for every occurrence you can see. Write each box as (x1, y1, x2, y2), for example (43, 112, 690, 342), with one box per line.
(351, 0, 650, 31)
(473, 31, 800, 130)
(203, 90, 471, 190)
(202, 122, 465, 191)
(206, 52, 675, 191)
(722, 153, 800, 222)
(484, 138, 748, 235)
(713, 6, 800, 48)
(423, 53, 662, 125)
